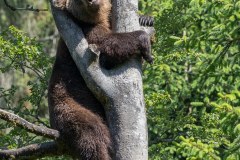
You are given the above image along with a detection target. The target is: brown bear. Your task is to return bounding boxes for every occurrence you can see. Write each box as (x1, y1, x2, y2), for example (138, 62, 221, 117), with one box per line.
(49, 0, 153, 159)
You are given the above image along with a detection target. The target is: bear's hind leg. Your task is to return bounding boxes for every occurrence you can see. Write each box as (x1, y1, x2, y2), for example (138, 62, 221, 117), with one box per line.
(52, 99, 112, 160)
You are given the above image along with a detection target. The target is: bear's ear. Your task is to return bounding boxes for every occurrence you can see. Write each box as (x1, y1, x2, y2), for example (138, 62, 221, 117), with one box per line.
(53, 0, 67, 9)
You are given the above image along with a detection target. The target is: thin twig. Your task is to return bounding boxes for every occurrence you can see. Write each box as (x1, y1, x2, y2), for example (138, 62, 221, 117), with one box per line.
(35, 90, 50, 127)
(4, 0, 48, 12)
(22, 64, 44, 80)
(0, 109, 59, 139)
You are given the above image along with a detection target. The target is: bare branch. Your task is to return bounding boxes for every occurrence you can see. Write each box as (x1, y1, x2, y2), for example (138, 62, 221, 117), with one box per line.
(0, 141, 63, 160)
(0, 109, 59, 139)
(4, 0, 48, 12)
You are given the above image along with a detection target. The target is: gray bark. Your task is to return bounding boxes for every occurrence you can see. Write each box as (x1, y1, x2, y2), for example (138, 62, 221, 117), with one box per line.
(51, 0, 148, 159)
(110, 0, 148, 159)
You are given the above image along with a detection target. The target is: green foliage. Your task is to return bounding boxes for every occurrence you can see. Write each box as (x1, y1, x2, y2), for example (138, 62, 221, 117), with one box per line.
(0, 0, 57, 55)
(141, 0, 240, 159)
(0, 26, 58, 159)
(0, 0, 239, 159)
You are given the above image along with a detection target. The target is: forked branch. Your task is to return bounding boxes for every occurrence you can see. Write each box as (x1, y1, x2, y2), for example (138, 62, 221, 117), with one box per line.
(0, 109, 59, 139)
(0, 109, 62, 159)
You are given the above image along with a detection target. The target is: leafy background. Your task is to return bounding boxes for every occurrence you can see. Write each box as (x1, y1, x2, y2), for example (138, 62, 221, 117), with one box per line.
(0, 0, 240, 159)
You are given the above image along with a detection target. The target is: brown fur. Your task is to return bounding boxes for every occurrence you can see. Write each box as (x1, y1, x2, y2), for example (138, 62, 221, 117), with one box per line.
(49, 0, 152, 159)
(48, 38, 111, 159)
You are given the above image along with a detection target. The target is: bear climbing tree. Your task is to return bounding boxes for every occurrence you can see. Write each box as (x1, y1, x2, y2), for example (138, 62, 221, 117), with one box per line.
(51, 0, 150, 159)
(0, 0, 154, 159)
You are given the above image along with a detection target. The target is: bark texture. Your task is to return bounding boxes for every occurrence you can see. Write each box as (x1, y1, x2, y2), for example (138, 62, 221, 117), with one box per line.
(51, 0, 148, 159)
(110, 0, 148, 159)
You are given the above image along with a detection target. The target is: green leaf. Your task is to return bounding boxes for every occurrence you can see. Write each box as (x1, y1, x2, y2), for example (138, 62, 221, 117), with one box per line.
(190, 102, 204, 107)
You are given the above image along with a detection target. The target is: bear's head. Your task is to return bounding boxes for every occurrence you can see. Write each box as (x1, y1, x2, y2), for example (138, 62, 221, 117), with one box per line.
(53, 0, 111, 24)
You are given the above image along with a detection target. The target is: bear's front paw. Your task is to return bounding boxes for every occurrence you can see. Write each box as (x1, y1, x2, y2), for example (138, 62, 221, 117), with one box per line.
(136, 31, 154, 64)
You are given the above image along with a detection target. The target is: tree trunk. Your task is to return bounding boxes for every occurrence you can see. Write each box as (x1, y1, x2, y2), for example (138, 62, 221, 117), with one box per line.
(109, 0, 148, 159)
(51, 0, 148, 159)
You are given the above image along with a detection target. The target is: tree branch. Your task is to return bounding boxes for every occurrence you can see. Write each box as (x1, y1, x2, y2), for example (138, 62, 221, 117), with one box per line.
(0, 109, 60, 140)
(3, 0, 48, 12)
(0, 141, 62, 160)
